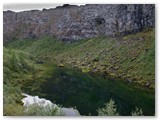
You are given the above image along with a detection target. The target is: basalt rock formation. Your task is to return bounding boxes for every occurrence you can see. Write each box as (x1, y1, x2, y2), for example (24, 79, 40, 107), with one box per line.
(3, 4, 155, 43)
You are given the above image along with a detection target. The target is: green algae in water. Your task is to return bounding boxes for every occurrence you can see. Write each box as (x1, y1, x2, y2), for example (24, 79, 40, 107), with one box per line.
(22, 64, 155, 116)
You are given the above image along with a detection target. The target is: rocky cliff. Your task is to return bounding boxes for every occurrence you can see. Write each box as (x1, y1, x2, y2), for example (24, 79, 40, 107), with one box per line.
(3, 4, 155, 43)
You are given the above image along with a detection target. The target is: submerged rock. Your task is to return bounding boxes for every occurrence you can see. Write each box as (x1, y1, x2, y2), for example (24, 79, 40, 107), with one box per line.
(22, 93, 80, 116)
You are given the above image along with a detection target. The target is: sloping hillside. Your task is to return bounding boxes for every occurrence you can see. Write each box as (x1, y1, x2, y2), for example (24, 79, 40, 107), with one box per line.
(3, 48, 39, 115)
(5, 28, 155, 88)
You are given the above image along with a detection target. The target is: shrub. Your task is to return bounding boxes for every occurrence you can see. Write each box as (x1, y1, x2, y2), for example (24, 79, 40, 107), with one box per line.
(3, 104, 24, 116)
(131, 107, 143, 116)
(97, 99, 144, 116)
(97, 99, 119, 116)
(24, 103, 64, 116)
(3, 48, 39, 115)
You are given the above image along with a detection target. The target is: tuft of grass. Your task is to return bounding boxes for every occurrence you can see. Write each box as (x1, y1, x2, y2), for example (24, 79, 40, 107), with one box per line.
(131, 107, 143, 116)
(3, 104, 24, 116)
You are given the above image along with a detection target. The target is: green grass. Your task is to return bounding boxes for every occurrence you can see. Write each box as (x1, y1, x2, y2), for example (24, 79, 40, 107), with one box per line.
(6, 36, 85, 61)
(3, 48, 40, 115)
(3, 28, 155, 115)
(3, 48, 64, 116)
(3, 104, 24, 116)
(5, 28, 155, 88)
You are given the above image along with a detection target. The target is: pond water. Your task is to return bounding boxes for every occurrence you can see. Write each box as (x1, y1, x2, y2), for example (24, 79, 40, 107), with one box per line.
(22, 64, 155, 116)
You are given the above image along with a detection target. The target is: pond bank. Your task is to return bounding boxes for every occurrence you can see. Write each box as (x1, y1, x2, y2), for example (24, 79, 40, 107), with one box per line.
(22, 63, 155, 116)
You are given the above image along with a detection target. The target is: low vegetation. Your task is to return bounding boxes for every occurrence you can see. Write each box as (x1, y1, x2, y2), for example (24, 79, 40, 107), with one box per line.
(3, 48, 64, 116)
(6, 28, 155, 88)
(3, 28, 155, 115)
(131, 107, 143, 116)
(3, 48, 38, 115)
(24, 104, 64, 116)
(98, 99, 143, 116)
(97, 99, 119, 116)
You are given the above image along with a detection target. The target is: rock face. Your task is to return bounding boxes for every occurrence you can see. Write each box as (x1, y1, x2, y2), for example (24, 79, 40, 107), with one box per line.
(3, 4, 155, 43)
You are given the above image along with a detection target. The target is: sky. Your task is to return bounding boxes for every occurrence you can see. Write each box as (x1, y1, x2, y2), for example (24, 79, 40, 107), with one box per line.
(3, 4, 85, 12)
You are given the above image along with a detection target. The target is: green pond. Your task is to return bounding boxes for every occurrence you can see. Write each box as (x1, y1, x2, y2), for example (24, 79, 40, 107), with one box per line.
(22, 64, 155, 116)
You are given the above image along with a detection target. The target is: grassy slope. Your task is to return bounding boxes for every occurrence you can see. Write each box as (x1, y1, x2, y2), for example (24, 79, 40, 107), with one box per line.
(3, 48, 64, 115)
(3, 48, 40, 115)
(5, 28, 155, 88)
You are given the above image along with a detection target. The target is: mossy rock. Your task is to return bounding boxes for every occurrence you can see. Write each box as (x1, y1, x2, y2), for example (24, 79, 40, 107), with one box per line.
(109, 73, 117, 77)
(82, 67, 90, 73)
(59, 63, 64, 67)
